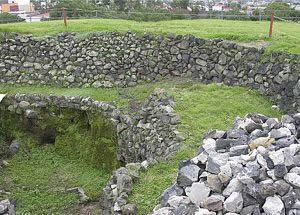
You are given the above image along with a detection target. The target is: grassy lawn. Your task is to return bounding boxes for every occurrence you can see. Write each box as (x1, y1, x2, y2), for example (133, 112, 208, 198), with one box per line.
(0, 138, 111, 214)
(0, 80, 282, 214)
(0, 19, 300, 55)
(0, 83, 158, 110)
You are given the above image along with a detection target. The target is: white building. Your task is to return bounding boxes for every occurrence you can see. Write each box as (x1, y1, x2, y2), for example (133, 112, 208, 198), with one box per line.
(15, 0, 33, 12)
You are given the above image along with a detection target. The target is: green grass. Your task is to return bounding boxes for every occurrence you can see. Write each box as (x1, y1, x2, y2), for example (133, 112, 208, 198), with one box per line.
(0, 82, 159, 214)
(0, 84, 128, 107)
(0, 84, 159, 110)
(0, 138, 110, 214)
(1, 19, 300, 54)
(128, 82, 282, 214)
(0, 81, 282, 214)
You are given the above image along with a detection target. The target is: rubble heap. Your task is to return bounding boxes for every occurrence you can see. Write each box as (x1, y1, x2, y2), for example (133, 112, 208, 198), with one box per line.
(154, 112, 300, 215)
(0, 199, 15, 215)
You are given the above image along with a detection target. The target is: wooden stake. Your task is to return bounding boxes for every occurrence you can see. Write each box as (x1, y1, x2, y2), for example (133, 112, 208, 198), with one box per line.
(269, 11, 275, 38)
(63, 8, 67, 27)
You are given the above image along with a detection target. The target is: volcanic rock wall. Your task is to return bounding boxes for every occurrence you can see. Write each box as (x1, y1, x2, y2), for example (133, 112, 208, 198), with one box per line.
(0, 32, 299, 113)
(0, 91, 182, 164)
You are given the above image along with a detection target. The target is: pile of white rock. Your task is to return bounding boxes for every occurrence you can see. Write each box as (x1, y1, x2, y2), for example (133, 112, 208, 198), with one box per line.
(0, 199, 15, 215)
(153, 112, 300, 215)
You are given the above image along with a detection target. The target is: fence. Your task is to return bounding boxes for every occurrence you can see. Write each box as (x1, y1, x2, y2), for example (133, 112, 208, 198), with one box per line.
(1, 8, 300, 24)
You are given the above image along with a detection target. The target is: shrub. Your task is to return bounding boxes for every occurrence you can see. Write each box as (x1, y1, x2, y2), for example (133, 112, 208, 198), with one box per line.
(0, 12, 25, 24)
(0, 120, 9, 159)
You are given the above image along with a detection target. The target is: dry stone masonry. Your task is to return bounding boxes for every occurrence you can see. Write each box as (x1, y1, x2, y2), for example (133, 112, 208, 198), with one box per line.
(0, 91, 182, 164)
(154, 112, 300, 215)
(2, 31, 300, 214)
(0, 32, 300, 113)
(0, 91, 182, 214)
(99, 162, 149, 215)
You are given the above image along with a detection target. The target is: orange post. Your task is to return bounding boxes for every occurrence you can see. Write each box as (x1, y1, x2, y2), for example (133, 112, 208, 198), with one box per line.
(269, 11, 275, 38)
(63, 8, 67, 27)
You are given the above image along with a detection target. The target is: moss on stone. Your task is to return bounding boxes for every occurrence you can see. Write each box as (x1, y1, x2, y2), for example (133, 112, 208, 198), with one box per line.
(0, 105, 119, 170)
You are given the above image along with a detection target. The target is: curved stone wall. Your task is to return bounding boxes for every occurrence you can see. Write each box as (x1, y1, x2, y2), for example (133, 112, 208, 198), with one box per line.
(0, 32, 300, 113)
(0, 91, 182, 164)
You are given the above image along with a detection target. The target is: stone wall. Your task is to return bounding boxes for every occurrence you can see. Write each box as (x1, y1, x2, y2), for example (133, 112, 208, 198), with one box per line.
(100, 162, 146, 215)
(0, 32, 300, 113)
(0, 91, 182, 164)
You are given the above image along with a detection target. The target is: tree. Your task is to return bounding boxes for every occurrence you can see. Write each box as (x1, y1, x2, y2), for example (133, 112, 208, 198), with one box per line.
(229, 3, 241, 11)
(146, 0, 162, 9)
(102, 0, 111, 6)
(114, 0, 126, 11)
(31, 0, 43, 11)
(264, 2, 300, 20)
(265, 2, 294, 17)
(0, 12, 25, 24)
(49, 0, 101, 18)
(128, 0, 142, 10)
(172, 0, 189, 9)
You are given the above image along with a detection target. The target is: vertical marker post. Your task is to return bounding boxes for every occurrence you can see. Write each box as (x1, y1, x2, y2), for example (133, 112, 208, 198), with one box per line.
(29, 0, 32, 22)
(259, 10, 262, 21)
(269, 11, 275, 38)
(63, 8, 67, 27)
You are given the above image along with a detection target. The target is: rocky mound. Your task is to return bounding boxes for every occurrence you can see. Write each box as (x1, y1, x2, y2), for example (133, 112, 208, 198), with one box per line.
(0, 199, 15, 215)
(153, 113, 300, 215)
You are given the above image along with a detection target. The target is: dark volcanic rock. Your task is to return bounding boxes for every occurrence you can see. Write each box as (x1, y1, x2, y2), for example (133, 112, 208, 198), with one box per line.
(177, 164, 200, 187)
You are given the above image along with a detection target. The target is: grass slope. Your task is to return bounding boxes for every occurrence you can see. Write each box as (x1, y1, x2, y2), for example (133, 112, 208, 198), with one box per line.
(0, 81, 281, 214)
(128, 82, 282, 214)
(1, 19, 300, 54)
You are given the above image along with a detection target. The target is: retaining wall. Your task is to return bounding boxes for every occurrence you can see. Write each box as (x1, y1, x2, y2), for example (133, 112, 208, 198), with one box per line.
(1, 32, 300, 113)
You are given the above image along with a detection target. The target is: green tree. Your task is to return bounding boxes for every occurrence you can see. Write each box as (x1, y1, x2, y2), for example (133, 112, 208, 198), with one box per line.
(102, 0, 111, 6)
(115, 0, 126, 11)
(128, 0, 142, 10)
(229, 2, 241, 11)
(0, 12, 25, 24)
(264, 2, 300, 20)
(146, 0, 162, 9)
(31, 0, 44, 11)
(265, 2, 294, 17)
(172, 0, 189, 9)
(49, 0, 102, 18)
